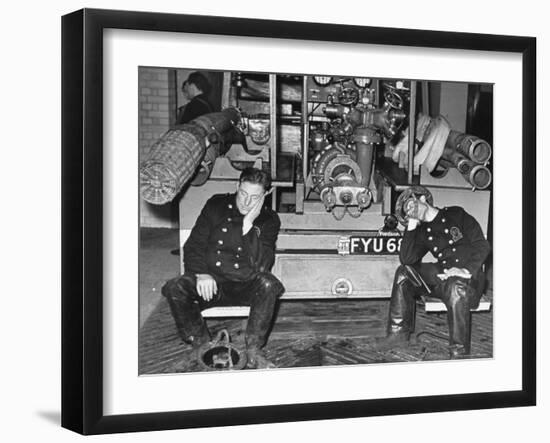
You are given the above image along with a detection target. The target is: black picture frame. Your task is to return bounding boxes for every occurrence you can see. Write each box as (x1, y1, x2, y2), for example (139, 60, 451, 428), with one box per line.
(61, 8, 536, 435)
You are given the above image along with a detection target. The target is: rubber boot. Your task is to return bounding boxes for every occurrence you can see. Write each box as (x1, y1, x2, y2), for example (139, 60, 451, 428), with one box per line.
(161, 276, 211, 347)
(373, 266, 417, 350)
(443, 277, 473, 359)
(243, 273, 283, 369)
(246, 346, 276, 369)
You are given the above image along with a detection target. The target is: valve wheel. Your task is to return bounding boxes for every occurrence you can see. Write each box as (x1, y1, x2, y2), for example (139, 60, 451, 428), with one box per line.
(384, 89, 404, 110)
(338, 87, 360, 106)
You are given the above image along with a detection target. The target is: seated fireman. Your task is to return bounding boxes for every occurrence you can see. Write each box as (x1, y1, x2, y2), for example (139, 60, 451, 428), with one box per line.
(162, 167, 284, 369)
(375, 189, 491, 358)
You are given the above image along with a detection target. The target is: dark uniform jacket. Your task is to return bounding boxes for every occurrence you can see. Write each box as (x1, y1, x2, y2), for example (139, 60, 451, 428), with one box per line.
(176, 94, 213, 124)
(399, 206, 490, 276)
(183, 193, 281, 282)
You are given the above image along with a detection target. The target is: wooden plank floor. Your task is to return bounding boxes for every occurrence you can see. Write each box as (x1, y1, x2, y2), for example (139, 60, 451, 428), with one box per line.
(139, 298, 493, 374)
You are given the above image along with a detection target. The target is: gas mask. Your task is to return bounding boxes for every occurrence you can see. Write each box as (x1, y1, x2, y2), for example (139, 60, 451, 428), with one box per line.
(404, 195, 422, 220)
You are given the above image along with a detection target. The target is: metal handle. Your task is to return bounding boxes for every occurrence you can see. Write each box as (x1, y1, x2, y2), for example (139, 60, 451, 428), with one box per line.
(213, 329, 231, 346)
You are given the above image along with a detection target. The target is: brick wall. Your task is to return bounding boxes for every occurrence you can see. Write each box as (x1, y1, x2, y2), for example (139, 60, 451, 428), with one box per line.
(139, 67, 178, 228)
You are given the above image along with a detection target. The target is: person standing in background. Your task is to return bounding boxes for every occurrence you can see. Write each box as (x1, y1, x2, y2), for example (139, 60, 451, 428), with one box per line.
(176, 71, 214, 124)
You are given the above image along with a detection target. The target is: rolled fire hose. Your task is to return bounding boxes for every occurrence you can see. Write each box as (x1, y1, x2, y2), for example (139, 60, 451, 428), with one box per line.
(140, 108, 240, 205)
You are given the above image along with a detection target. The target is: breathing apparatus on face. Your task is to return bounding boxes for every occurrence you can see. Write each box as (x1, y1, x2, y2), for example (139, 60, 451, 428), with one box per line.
(405, 195, 422, 220)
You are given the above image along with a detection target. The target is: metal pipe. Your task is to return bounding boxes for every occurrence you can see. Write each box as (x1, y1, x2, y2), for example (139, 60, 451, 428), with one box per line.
(445, 130, 492, 164)
(353, 125, 380, 187)
(302, 75, 309, 184)
(356, 142, 374, 187)
(421, 80, 430, 115)
(441, 146, 472, 174)
(408, 81, 417, 184)
(439, 156, 492, 189)
(468, 164, 492, 190)
(269, 74, 277, 181)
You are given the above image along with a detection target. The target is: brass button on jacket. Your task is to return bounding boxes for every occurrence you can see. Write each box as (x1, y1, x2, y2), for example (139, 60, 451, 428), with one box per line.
(183, 193, 281, 282)
(398, 206, 490, 274)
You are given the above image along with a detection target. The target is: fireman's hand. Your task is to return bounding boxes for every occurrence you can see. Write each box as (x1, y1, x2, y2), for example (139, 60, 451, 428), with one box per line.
(196, 273, 217, 301)
(243, 192, 267, 235)
(407, 218, 420, 231)
(437, 267, 472, 280)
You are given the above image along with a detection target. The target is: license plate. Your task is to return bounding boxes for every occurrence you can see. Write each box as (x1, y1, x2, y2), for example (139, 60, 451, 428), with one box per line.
(338, 234, 402, 255)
